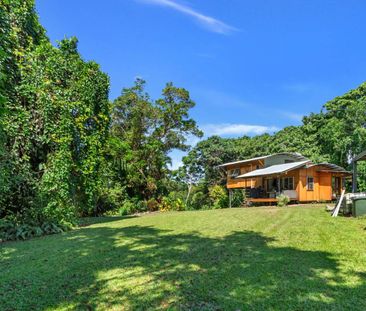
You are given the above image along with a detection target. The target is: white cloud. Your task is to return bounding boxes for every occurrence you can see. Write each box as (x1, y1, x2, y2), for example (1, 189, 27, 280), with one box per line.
(137, 0, 237, 34)
(202, 123, 278, 136)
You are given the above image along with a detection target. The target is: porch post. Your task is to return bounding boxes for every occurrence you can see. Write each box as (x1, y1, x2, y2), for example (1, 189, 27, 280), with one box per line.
(352, 161, 358, 193)
(229, 189, 232, 208)
(277, 176, 281, 194)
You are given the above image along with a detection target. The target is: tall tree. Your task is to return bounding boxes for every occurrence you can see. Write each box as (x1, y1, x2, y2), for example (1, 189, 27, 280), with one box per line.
(110, 79, 202, 201)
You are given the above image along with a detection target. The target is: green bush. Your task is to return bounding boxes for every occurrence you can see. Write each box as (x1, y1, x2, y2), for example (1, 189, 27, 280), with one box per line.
(119, 200, 137, 216)
(208, 185, 229, 209)
(231, 189, 246, 207)
(277, 194, 290, 207)
(159, 193, 186, 212)
(118, 197, 149, 216)
(0, 217, 69, 242)
(96, 183, 126, 216)
(190, 191, 209, 210)
(136, 200, 148, 212)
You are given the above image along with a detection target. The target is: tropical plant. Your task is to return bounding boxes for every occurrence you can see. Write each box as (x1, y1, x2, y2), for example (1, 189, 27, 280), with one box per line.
(277, 194, 290, 207)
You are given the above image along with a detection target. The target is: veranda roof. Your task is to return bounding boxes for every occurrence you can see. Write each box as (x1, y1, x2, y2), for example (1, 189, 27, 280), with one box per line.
(353, 150, 366, 162)
(307, 162, 351, 174)
(236, 160, 310, 178)
(218, 152, 308, 168)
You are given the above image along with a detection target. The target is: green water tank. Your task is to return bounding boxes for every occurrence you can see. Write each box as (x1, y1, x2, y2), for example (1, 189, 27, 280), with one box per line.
(352, 197, 366, 217)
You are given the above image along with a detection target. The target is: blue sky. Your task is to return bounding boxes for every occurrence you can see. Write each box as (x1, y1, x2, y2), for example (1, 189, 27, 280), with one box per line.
(35, 0, 366, 168)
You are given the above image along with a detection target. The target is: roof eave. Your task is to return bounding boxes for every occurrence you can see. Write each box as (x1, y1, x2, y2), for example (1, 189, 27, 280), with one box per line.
(235, 160, 310, 179)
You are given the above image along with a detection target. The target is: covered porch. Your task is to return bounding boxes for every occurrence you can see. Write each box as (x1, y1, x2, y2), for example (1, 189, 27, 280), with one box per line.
(230, 174, 299, 205)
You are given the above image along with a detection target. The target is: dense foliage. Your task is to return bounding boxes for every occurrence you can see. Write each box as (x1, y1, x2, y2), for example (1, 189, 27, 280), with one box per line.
(0, 0, 110, 240)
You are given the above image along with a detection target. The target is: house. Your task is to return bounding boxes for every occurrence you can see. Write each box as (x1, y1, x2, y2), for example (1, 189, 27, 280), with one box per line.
(218, 152, 351, 204)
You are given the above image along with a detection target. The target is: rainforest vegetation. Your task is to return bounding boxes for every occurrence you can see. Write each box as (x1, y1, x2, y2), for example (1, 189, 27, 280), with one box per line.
(1, 0, 366, 241)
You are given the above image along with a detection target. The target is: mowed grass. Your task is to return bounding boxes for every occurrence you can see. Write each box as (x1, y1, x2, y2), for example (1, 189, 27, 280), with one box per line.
(1, 206, 366, 310)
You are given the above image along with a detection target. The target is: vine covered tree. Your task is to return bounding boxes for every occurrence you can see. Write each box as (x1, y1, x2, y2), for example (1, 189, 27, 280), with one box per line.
(0, 0, 110, 233)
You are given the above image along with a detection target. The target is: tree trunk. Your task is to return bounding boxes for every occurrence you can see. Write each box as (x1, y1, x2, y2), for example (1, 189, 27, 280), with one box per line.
(185, 183, 192, 206)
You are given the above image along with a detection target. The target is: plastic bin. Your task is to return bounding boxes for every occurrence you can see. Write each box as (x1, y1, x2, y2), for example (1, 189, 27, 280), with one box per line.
(352, 197, 366, 217)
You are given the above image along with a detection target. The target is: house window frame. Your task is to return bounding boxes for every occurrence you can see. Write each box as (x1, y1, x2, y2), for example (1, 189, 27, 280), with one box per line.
(307, 176, 314, 191)
(281, 176, 294, 190)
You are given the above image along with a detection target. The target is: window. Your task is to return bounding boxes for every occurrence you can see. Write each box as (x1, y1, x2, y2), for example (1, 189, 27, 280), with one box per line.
(307, 176, 314, 191)
(266, 178, 280, 192)
(281, 177, 294, 190)
(229, 168, 240, 178)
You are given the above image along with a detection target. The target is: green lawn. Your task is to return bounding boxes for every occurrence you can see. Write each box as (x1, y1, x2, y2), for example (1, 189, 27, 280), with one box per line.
(1, 206, 366, 310)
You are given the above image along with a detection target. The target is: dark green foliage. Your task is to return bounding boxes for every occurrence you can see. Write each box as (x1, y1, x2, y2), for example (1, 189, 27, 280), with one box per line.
(303, 83, 366, 167)
(0, 217, 68, 242)
(0, 0, 110, 240)
(119, 200, 138, 216)
(231, 189, 246, 207)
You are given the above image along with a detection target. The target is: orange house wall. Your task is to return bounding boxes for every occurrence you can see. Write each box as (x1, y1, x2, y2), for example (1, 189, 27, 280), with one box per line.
(226, 161, 264, 189)
(298, 168, 332, 201)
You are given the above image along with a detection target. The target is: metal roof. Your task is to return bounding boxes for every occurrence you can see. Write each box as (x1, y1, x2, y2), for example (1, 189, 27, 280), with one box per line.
(218, 152, 308, 168)
(218, 155, 269, 168)
(306, 162, 351, 174)
(236, 160, 310, 178)
(353, 150, 366, 162)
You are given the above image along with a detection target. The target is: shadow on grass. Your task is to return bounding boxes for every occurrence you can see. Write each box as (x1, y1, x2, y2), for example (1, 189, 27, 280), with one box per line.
(1, 224, 366, 310)
(78, 215, 137, 227)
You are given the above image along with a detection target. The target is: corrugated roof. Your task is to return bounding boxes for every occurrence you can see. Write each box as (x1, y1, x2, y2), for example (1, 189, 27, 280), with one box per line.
(218, 152, 308, 168)
(236, 160, 310, 178)
(218, 155, 269, 168)
(306, 162, 351, 173)
(353, 150, 366, 162)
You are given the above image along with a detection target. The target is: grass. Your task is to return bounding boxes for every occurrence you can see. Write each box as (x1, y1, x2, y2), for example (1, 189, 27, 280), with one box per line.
(1, 205, 366, 310)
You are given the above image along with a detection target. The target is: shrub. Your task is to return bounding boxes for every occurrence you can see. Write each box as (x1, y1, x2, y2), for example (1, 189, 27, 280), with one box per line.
(118, 197, 149, 216)
(277, 194, 290, 207)
(208, 185, 228, 209)
(231, 189, 246, 207)
(119, 200, 137, 216)
(136, 200, 148, 212)
(0, 217, 69, 242)
(96, 183, 127, 216)
(190, 191, 209, 210)
(147, 198, 159, 211)
(159, 193, 186, 212)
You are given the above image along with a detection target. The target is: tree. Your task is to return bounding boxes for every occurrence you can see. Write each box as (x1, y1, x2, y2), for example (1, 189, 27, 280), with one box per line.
(0, 1, 110, 224)
(110, 79, 202, 201)
(303, 82, 366, 167)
